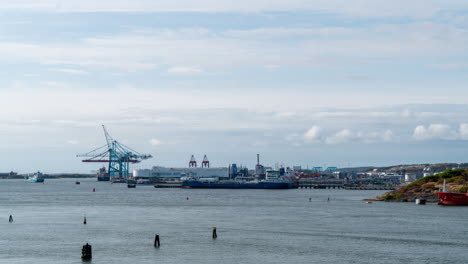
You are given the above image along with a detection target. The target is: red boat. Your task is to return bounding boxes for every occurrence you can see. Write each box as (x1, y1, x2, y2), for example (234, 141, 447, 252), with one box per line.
(437, 192, 468, 205)
(437, 179, 468, 205)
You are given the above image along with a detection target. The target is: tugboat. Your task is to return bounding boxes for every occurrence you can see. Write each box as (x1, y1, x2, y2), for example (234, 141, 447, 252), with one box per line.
(27, 171, 45, 183)
(437, 179, 468, 205)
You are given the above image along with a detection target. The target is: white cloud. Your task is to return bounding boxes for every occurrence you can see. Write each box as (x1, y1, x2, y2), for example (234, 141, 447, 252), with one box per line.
(224, 27, 355, 38)
(40, 81, 66, 88)
(0, 20, 466, 73)
(325, 129, 355, 144)
(67, 140, 79, 145)
(167, 66, 205, 75)
(149, 138, 162, 146)
(23, 73, 40, 77)
(324, 129, 395, 144)
(303, 127, 395, 144)
(413, 124, 458, 140)
(382, 130, 394, 142)
(303, 126, 322, 142)
(0, 0, 467, 19)
(51, 68, 89, 75)
(53, 120, 76, 125)
(459, 124, 468, 140)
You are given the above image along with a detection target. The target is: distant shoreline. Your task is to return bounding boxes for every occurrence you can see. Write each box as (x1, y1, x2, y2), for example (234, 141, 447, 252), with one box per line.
(0, 175, 95, 179)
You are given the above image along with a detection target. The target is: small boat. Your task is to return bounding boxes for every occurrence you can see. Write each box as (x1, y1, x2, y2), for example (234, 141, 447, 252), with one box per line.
(415, 198, 426, 205)
(127, 184, 136, 188)
(437, 179, 468, 205)
(75, 181, 81, 185)
(27, 171, 45, 183)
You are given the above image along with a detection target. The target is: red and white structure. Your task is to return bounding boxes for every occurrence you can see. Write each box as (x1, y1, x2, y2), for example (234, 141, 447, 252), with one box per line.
(202, 155, 210, 168)
(189, 155, 197, 168)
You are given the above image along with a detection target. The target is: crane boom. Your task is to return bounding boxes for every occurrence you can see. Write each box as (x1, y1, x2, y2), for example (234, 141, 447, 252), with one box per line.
(77, 125, 153, 180)
(102, 125, 114, 149)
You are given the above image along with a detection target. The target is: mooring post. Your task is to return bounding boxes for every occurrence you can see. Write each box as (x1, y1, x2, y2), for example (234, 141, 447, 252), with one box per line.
(154, 234, 160, 248)
(9, 215, 13, 223)
(212, 227, 217, 239)
(81, 243, 92, 260)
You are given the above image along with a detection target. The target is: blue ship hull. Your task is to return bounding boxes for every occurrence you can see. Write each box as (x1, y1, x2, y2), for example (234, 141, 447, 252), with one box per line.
(182, 180, 291, 189)
(27, 178, 44, 183)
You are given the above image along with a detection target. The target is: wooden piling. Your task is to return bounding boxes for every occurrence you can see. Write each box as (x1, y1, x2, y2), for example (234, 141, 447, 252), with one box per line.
(81, 243, 92, 260)
(154, 235, 160, 248)
(212, 227, 217, 239)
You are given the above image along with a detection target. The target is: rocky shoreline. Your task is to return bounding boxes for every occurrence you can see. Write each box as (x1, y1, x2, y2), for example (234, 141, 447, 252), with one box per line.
(370, 169, 468, 202)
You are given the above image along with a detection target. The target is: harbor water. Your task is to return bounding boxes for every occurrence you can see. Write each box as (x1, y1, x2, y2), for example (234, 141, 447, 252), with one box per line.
(0, 178, 466, 264)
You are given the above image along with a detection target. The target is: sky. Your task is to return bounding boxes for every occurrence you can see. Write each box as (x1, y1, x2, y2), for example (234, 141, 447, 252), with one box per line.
(0, 0, 468, 173)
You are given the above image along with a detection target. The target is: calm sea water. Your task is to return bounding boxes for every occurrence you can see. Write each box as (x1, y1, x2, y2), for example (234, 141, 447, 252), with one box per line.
(0, 178, 466, 264)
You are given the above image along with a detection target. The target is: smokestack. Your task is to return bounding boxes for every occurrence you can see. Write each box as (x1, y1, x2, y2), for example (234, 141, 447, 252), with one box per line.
(257, 154, 260, 165)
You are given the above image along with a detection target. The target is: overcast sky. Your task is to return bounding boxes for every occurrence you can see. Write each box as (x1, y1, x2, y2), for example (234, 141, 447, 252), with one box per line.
(1, 0, 468, 173)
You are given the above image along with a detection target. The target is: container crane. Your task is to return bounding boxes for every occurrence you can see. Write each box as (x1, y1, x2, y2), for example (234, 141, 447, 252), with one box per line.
(77, 125, 152, 180)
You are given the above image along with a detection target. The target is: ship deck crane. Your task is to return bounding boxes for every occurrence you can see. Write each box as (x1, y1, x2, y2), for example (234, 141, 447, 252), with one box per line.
(77, 125, 152, 179)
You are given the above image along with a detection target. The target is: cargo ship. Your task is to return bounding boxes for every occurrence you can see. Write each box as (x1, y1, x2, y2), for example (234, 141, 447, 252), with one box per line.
(181, 170, 294, 189)
(181, 179, 291, 189)
(437, 179, 468, 205)
(96, 167, 110, 181)
(27, 171, 45, 183)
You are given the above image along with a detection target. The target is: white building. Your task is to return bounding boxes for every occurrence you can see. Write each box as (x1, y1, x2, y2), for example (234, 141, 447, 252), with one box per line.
(133, 166, 229, 179)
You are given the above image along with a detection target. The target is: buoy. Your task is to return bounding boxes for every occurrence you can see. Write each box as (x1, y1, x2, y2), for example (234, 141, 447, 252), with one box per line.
(9, 215, 13, 223)
(92, 188, 95, 192)
(81, 243, 92, 260)
(327, 197, 330, 202)
(154, 234, 160, 248)
(186, 197, 189, 200)
(83, 217, 87, 225)
(212, 227, 217, 239)
(309, 197, 311, 202)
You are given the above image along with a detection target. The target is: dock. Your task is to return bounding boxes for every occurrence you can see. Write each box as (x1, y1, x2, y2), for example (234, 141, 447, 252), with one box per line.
(297, 179, 397, 190)
(154, 183, 182, 188)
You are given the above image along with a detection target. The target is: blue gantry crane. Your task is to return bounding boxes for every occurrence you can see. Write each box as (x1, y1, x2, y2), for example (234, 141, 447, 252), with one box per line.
(77, 125, 152, 180)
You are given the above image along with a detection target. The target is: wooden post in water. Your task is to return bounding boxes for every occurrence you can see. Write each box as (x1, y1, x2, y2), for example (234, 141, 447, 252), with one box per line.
(81, 243, 92, 260)
(212, 227, 217, 239)
(154, 235, 160, 248)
